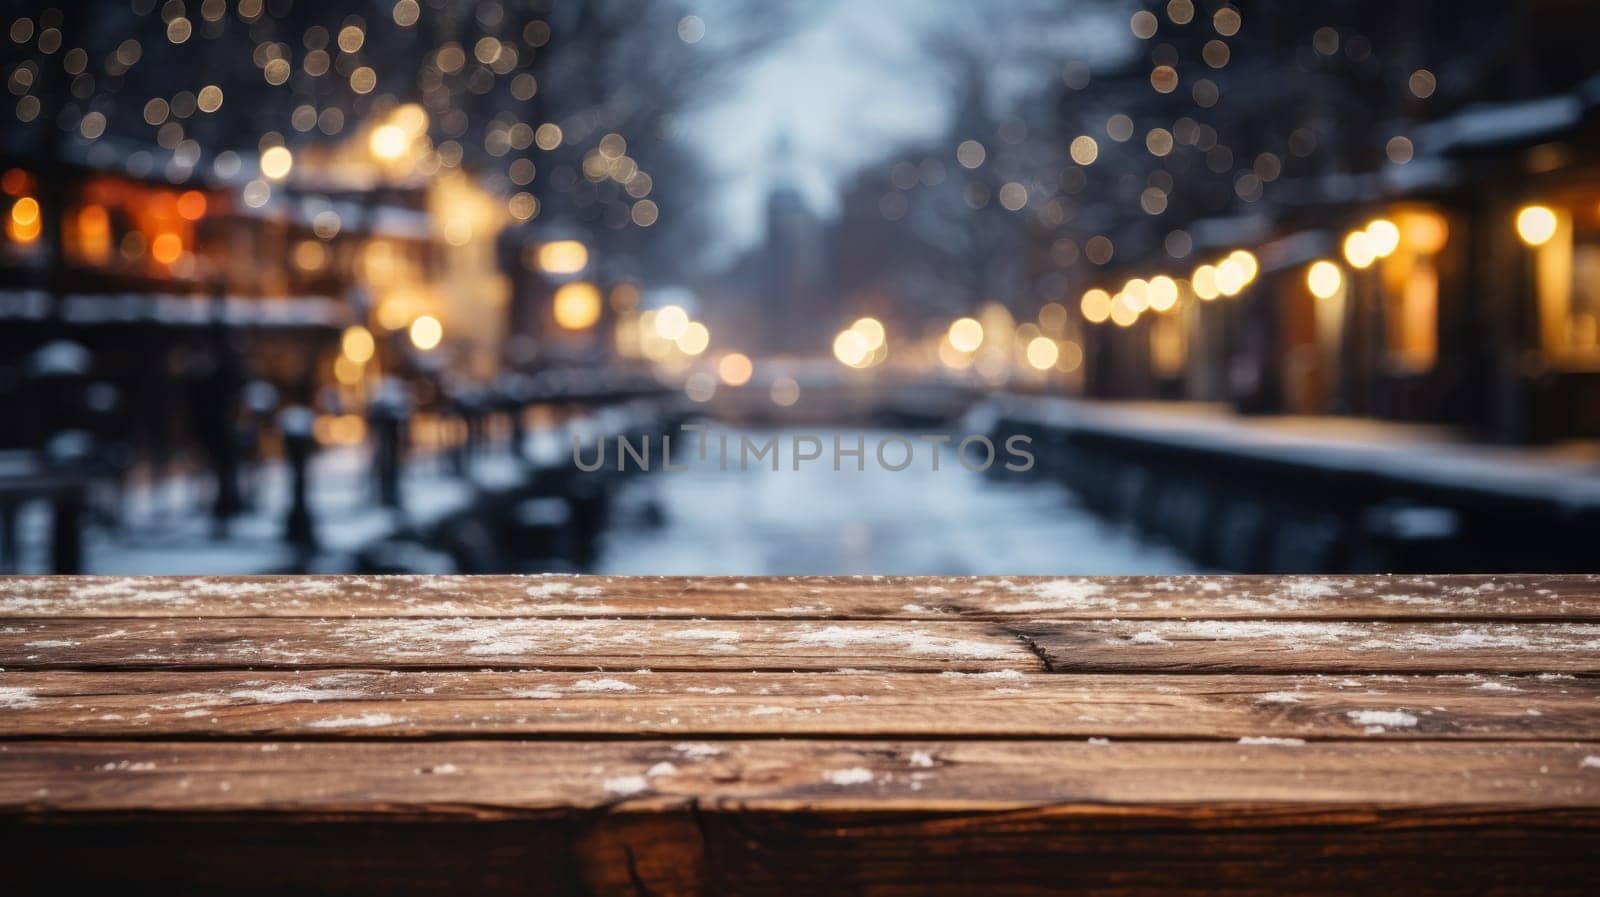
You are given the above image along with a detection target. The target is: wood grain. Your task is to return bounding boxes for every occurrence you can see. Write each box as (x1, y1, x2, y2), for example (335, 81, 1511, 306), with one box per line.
(5, 616, 1597, 673)
(2, 574, 1598, 895)
(0, 617, 1036, 672)
(4, 740, 1597, 813)
(4, 574, 1596, 620)
(2, 670, 1594, 740)
(1022, 619, 1600, 673)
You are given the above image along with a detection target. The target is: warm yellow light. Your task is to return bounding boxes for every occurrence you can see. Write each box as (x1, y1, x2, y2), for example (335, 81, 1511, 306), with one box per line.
(1401, 210, 1449, 255)
(1306, 260, 1343, 299)
(1342, 230, 1376, 269)
(653, 304, 689, 340)
(1214, 258, 1247, 296)
(1025, 336, 1059, 370)
(10, 196, 39, 227)
(259, 145, 293, 180)
(409, 314, 443, 350)
(717, 352, 753, 386)
(675, 321, 709, 355)
(334, 354, 364, 386)
(150, 232, 183, 265)
(1149, 275, 1179, 312)
(1109, 293, 1140, 327)
(392, 103, 429, 136)
(293, 239, 326, 271)
(1080, 288, 1112, 323)
(316, 413, 367, 446)
(1228, 250, 1258, 284)
(1121, 278, 1151, 312)
(850, 316, 886, 350)
(947, 316, 984, 352)
(552, 281, 602, 330)
(537, 239, 588, 274)
(1515, 205, 1558, 247)
(1192, 264, 1219, 300)
(834, 328, 870, 366)
(369, 123, 409, 160)
(937, 338, 973, 369)
(341, 325, 376, 363)
(1365, 218, 1401, 258)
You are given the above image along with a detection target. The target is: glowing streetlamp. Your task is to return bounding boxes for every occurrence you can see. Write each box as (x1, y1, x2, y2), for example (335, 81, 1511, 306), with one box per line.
(341, 325, 376, 363)
(833, 328, 870, 367)
(259, 146, 293, 181)
(536, 240, 589, 275)
(1306, 260, 1343, 299)
(552, 281, 602, 330)
(653, 304, 689, 340)
(947, 317, 984, 352)
(369, 124, 409, 161)
(1080, 288, 1112, 323)
(1515, 205, 1558, 247)
(1365, 218, 1401, 258)
(1343, 230, 1376, 269)
(1025, 336, 1059, 370)
(409, 314, 443, 350)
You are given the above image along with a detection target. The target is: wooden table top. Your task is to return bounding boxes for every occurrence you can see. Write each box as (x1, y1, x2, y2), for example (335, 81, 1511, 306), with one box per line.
(1, 574, 1597, 895)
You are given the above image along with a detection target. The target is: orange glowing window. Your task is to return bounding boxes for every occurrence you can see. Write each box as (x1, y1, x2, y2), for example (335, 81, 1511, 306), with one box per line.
(70, 204, 113, 264)
(1376, 206, 1449, 373)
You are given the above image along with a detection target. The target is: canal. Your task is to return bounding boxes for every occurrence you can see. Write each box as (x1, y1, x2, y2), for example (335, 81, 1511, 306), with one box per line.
(593, 428, 1197, 575)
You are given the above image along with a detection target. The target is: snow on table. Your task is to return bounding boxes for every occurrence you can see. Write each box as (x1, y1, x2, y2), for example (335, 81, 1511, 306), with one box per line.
(1, 574, 1597, 894)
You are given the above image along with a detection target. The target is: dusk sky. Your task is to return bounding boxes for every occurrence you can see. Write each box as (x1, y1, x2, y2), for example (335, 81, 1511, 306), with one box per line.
(682, 0, 1131, 263)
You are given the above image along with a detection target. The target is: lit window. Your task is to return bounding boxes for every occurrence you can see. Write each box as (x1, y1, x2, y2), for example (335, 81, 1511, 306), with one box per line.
(1526, 196, 1600, 363)
(1376, 207, 1449, 373)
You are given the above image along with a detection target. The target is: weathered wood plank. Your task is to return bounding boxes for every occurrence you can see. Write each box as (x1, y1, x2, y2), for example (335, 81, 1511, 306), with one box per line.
(5, 617, 1597, 674)
(6, 810, 1599, 897)
(1022, 620, 1600, 674)
(0, 618, 1036, 672)
(4, 574, 1596, 620)
(2, 671, 1594, 740)
(3, 740, 1598, 814)
(1, 574, 1599, 896)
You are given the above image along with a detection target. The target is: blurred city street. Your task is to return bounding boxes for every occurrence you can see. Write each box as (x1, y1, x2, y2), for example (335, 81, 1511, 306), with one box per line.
(597, 427, 1197, 575)
(4, 1, 1600, 575)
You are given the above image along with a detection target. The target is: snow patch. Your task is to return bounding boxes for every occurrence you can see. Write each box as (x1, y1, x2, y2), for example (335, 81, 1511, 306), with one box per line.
(0, 686, 39, 709)
(1346, 709, 1419, 730)
(992, 578, 1107, 612)
(823, 767, 876, 786)
(790, 625, 1017, 660)
(228, 683, 366, 704)
(604, 775, 649, 796)
(571, 678, 637, 692)
(305, 712, 402, 729)
(1255, 691, 1304, 704)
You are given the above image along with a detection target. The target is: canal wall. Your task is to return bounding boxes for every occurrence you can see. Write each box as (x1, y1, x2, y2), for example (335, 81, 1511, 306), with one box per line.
(991, 397, 1600, 573)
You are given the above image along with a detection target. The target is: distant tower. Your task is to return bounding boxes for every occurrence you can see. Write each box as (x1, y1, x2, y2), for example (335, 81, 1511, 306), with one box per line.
(762, 134, 827, 354)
